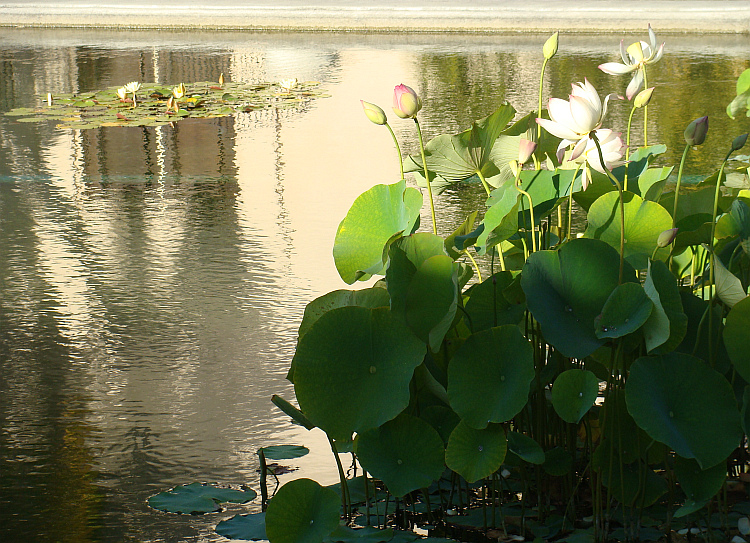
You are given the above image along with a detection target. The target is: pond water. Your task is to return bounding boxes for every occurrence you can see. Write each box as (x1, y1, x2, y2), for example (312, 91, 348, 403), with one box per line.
(0, 28, 748, 542)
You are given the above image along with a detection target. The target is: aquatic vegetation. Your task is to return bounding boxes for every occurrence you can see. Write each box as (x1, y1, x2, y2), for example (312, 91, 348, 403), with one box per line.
(3, 78, 328, 129)
(150, 25, 750, 543)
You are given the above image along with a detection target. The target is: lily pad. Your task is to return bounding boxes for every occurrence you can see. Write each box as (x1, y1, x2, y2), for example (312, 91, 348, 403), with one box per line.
(147, 482, 256, 514)
(215, 512, 267, 540)
(551, 369, 599, 424)
(595, 282, 653, 339)
(445, 421, 506, 483)
(673, 456, 727, 518)
(260, 445, 310, 461)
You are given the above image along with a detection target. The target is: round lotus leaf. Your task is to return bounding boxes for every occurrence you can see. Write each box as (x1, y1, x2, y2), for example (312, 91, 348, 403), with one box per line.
(265, 478, 340, 543)
(445, 420, 506, 483)
(215, 512, 267, 540)
(593, 442, 667, 507)
(551, 369, 600, 424)
(420, 405, 461, 444)
(260, 445, 309, 461)
(595, 282, 653, 339)
(542, 446, 573, 477)
(507, 431, 545, 465)
(333, 179, 422, 284)
(724, 296, 750, 383)
(521, 238, 634, 359)
(293, 306, 426, 441)
(447, 325, 534, 429)
(355, 414, 445, 497)
(584, 191, 672, 269)
(325, 525, 396, 543)
(673, 456, 727, 518)
(642, 259, 688, 354)
(463, 271, 525, 332)
(297, 288, 390, 340)
(147, 482, 256, 514)
(625, 353, 742, 469)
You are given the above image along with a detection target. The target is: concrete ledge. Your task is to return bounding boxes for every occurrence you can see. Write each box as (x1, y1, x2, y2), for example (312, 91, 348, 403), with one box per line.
(0, 1, 748, 33)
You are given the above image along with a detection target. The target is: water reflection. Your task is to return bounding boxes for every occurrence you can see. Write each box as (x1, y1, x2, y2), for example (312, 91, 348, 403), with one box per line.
(0, 28, 748, 542)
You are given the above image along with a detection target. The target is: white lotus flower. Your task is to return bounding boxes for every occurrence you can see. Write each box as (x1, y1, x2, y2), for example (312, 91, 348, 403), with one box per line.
(279, 78, 297, 92)
(572, 129, 626, 190)
(599, 24, 665, 100)
(172, 83, 186, 100)
(536, 78, 618, 162)
(123, 81, 141, 94)
(116, 87, 127, 101)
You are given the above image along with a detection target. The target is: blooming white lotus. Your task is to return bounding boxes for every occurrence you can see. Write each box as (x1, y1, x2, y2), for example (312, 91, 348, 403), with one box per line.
(279, 78, 297, 92)
(599, 24, 665, 100)
(123, 81, 141, 107)
(536, 78, 618, 163)
(116, 86, 127, 101)
(572, 129, 626, 190)
(172, 83, 186, 100)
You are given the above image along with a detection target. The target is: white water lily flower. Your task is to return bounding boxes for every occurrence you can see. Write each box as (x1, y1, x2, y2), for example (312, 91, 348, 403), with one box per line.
(116, 86, 127, 101)
(599, 24, 665, 100)
(124, 81, 141, 94)
(572, 129, 626, 190)
(279, 78, 297, 92)
(536, 78, 618, 162)
(172, 83, 186, 100)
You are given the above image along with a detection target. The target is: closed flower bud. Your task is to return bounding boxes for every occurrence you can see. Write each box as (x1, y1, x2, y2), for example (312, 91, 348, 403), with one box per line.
(657, 227, 678, 248)
(392, 84, 422, 119)
(684, 116, 708, 146)
(731, 133, 748, 152)
(634, 87, 655, 108)
(361, 100, 387, 125)
(543, 31, 559, 60)
(518, 138, 537, 165)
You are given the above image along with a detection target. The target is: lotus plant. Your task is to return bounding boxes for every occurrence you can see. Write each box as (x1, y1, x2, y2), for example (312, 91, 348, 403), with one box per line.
(360, 100, 405, 180)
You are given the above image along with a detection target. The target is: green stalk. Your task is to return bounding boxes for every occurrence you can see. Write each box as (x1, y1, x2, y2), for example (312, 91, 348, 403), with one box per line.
(328, 436, 351, 519)
(592, 133, 626, 284)
(514, 165, 537, 253)
(672, 144, 691, 231)
(476, 169, 492, 196)
(414, 117, 437, 235)
(567, 162, 584, 241)
(464, 249, 483, 283)
(385, 122, 404, 180)
(535, 56, 551, 171)
(258, 448, 269, 511)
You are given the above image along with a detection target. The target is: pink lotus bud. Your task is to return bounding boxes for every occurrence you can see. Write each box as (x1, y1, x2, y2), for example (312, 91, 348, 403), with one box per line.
(732, 133, 748, 152)
(392, 84, 422, 119)
(518, 138, 537, 165)
(361, 100, 387, 125)
(657, 228, 678, 248)
(684, 116, 708, 146)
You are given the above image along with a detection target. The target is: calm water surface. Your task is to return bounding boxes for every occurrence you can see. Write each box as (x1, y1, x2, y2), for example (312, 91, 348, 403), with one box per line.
(0, 28, 748, 542)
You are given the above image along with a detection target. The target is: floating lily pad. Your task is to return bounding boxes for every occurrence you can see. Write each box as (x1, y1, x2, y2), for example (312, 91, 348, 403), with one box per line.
(215, 512, 267, 540)
(147, 482, 256, 514)
(5, 79, 327, 129)
(260, 445, 310, 461)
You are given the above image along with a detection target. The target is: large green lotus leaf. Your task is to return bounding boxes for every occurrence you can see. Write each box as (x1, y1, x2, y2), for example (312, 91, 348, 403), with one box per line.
(551, 369, 599, 424)
(445, 421, 506, 483)
(405, 255, 459, 352)
(541, 446, 573, 477)
(711, 257, 747, 308)
(677, 291, 731, 372)
(147, 482, 256, 514)
(743, 385, 750, 436)
(404, 104, 516, 182)
(293, 306, 426, 441)
(215, 513, 267, 540)
(447, 325, 534, 429)
(355, 414, 445, 498)
(463, 271, 525, 333)
(724, 296, 750, 383)
(324, 525, 395, 543)
(260, 445, 309, 461)
(673, 456, 727, 518)
(716, 199, 750, 240)
(521, 238, 633, 359)
(507, 431, 545, 465)
(326, 476, 380, 506)
(333, 179, 422, 284)
(642, 259, 688, 354)
(595, 282, 653, 339)
(420, 405, 461, 444)
(625, 353, 742, 469)
(387, 234, 446, 318)
(297, 288, 390, 340)
(637, 166, 673, 202)
(584, 191, 672, 269)
(265, 478, 340, 543)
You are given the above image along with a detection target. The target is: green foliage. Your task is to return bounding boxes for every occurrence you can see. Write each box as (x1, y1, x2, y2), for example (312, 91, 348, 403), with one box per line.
(147, 482, 256, 514)
(265, 479, 340, 543)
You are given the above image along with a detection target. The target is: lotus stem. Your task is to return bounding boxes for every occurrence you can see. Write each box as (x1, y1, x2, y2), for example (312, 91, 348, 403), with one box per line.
(567, 162, 584, 241)
(415, 118, 437, 235)
(258, 448, 269, 511)
(514, 167, 537, 253)
(624, 103, 637, 192)
(385, 122, 404, 181)
(328, 436, 351, 519)
(535, 56, 551, 171)
(464, 248, 483, 283)
(672, 144, 691, 231)
(476, 169, 492, 197)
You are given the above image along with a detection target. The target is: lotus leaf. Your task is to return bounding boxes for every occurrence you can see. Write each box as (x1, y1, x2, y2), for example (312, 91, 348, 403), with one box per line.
(265, 478, 340, 543)
(642, 259, 688, 354)
(215, 512, 267, 541)
(724, 296, 750, 383)
(462, 271, 525, 332)
(147, 482, 256, 514)
(445, 421, 506, 483)
(673, 456, 726, 518)
(260, 445, 309, 461)
(595, 282, 653, 339)
(293, 306, 426, 441)
(625, 353, 742, 469)
(551, 369, 599, 424)
(355, 414, 445, 497)
(506, 431, 545, 465)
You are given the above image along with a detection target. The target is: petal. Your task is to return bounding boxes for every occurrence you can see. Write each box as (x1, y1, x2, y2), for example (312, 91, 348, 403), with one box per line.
(569, 95, 599, 134)
(648, 23, 657, 52)
(648, 42, 665, 64)
(537, 117, 581, 141)
(626, 70, 644, 101)
(600, 93, 620, 121)
(570, 137, 589, 160)
(581, 165, 590, 191)
(619, 39, 629, 64)
(599, 62, 638, 75)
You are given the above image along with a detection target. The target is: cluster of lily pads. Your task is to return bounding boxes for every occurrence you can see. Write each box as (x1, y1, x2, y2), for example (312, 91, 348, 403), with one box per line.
(3, 76, 327, 130)
(150, 27, 750, 543)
